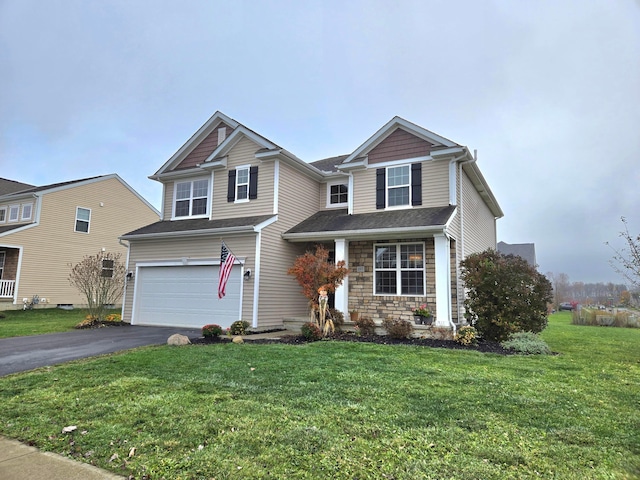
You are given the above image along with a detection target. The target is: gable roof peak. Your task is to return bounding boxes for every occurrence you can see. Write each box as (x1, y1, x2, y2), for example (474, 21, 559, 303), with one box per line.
(342, 116, 460, 164)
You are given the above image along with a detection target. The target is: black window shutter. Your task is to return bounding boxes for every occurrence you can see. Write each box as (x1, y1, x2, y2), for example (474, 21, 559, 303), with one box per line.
(411, 163, 422, 206)
(376, 168, 386, 209)
(249, 166, 258, 200)
(227, 170, 236, 202)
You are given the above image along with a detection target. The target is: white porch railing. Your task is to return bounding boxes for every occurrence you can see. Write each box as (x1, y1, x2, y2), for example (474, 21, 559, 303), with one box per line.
(0, 280, 15, 298)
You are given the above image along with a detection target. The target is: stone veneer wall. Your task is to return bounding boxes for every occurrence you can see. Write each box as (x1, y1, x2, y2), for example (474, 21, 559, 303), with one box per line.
(348, 238, 437, 323)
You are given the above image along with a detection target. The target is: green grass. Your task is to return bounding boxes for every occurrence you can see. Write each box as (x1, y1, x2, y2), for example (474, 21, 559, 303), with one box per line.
(0, 312, 638, 479)
(0, 308, 90, 338)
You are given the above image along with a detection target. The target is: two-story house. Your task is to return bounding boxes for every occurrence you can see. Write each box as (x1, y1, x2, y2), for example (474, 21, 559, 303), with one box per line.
(120, 112, 502, 332)
(0, 175, 160, 310)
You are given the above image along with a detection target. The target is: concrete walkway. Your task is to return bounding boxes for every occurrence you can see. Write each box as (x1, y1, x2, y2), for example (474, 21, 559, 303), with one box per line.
(0, 329, 296, 479)
(0, 436, 124, 479)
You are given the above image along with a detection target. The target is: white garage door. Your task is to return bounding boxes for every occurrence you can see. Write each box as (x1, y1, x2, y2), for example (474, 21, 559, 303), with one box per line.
(132, 264, 242, 329)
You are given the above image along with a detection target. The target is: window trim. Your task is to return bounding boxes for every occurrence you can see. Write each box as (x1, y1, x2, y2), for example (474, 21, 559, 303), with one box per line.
(234, 165, 250, 203)
(21, 203, 33, 221)
(386, 165, 411, 209)
(75, 207, 91, 233)
(0, 206, 6, 223)
(373, 242, 426, 296)
(172, 177, 210, 219)
(8, 205, 19, 223)
(0, 251, 5, 279)
(326, 180, 349, 208)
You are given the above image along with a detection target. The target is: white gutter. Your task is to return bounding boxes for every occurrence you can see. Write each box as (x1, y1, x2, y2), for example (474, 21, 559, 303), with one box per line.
(282, 224, 448, 242)
(119, 225, 260, 241)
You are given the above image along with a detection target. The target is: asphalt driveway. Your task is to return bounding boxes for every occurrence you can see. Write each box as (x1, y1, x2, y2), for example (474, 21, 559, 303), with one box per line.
(0, 326, 201, 377)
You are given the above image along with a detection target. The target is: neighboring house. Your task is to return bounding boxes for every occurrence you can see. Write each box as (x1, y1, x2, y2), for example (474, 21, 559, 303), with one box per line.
(120, 112, 503, 330)
(0, 178, 35, 196)
(0, 175, 160, 310)
(497, 241, 537, 267)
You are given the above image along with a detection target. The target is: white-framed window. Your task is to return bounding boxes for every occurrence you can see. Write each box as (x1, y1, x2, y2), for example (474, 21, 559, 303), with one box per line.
(21, 203, 33, 221)
(8, 205, 19, 222)
(101, 258, 114, 278)
(75, 207, 91, 233)
(0, 251, 5, 279)
(327, 181, 348, 207)
(387, 165, 411, 208)
(374, 243, 425, 296)
(174, 178, 209, 218)
(235, 166, 250, 202)
(0, 206, 6, 223)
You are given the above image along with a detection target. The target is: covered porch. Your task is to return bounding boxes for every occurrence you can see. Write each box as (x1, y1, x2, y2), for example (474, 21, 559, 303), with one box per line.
(0, 246, 20, 302)
(282, 206, 460, 330)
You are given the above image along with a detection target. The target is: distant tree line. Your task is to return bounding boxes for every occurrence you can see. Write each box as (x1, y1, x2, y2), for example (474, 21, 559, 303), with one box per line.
(546, 272, 633, 306)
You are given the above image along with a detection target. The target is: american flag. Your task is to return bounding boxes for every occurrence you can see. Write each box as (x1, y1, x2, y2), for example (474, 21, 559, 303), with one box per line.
(218, 242, 236, 299)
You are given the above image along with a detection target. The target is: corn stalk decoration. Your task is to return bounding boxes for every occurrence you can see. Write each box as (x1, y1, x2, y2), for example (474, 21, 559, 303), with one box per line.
(288, 245, 349, 337)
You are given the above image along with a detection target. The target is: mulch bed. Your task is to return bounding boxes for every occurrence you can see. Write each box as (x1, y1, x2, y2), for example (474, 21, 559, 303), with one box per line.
(190, 331, 515, 355)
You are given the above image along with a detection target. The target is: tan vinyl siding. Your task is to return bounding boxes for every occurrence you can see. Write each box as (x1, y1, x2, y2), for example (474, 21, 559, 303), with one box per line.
(352, 168, 377, 214)
(255, 161, 322, 326)
(122, 234, 257, 323)
(352, 160, 450, 214)
(4, 177, 160, 307)
(460, 170, 497, 257)
(422, 160, 450, 207)
(211, 136, 274, 219)
(162, 183, 174, 220)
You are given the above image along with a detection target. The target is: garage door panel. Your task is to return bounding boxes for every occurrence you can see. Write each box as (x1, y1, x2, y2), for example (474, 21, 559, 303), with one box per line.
(133, 265, 241, 329)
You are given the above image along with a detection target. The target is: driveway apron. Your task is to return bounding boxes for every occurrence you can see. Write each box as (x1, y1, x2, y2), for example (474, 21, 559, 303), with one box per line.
(0, 326, 201, 376)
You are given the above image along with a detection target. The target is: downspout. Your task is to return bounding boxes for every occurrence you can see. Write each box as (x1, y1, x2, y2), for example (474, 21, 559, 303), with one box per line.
(119, 238, 130, 320)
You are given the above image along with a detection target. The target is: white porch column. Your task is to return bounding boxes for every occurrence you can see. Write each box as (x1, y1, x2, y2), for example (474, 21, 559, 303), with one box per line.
(433, 234, 452, 327)
(334, 239, 349, 314)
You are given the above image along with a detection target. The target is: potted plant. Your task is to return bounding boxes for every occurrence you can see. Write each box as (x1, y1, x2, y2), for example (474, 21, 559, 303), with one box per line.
(349, 309, 359, 322)
(412, 304, 433, 325)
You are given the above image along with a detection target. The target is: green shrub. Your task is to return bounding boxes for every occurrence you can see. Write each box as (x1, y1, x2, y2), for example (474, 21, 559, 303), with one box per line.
(202, 324, 223, 338)
(354, 315, 376, 336)
(328, 308, 344, 332)
(229, 320, 250, 336)
(301, 322, 323, 341)
(460, 249, 553, 342)
(382, 317, 414, 339)
(501, 331, 551, 355)
(455, 325, 478, 346)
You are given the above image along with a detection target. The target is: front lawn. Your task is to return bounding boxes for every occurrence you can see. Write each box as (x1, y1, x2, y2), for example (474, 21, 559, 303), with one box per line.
(0, 312, 638, 479)
(0, 308, 89, 338)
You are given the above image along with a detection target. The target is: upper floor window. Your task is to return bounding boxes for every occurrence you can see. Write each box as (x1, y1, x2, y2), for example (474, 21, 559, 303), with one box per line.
(0, 207, 6, 223)
(174, 178, 209, 218)
(327, 182, 348, 207)
(227, 166, 258, 203)
(8, 205, 19, 222)
(376, 163, 422, 210)
(75, 207, 91, 233)
(387, 165, 410, 207)
(21, 203, 33, 221)
(236, 167, 249, 201)
(374, 243, 425, 296)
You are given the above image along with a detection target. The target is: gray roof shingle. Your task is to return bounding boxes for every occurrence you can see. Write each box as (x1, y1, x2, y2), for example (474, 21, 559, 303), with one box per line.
(284, 206, 456, 239)
(122, 214, 276, 238)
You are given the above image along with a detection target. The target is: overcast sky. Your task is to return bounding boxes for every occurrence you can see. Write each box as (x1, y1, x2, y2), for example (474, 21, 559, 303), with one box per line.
(1, 0, 639, 285)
